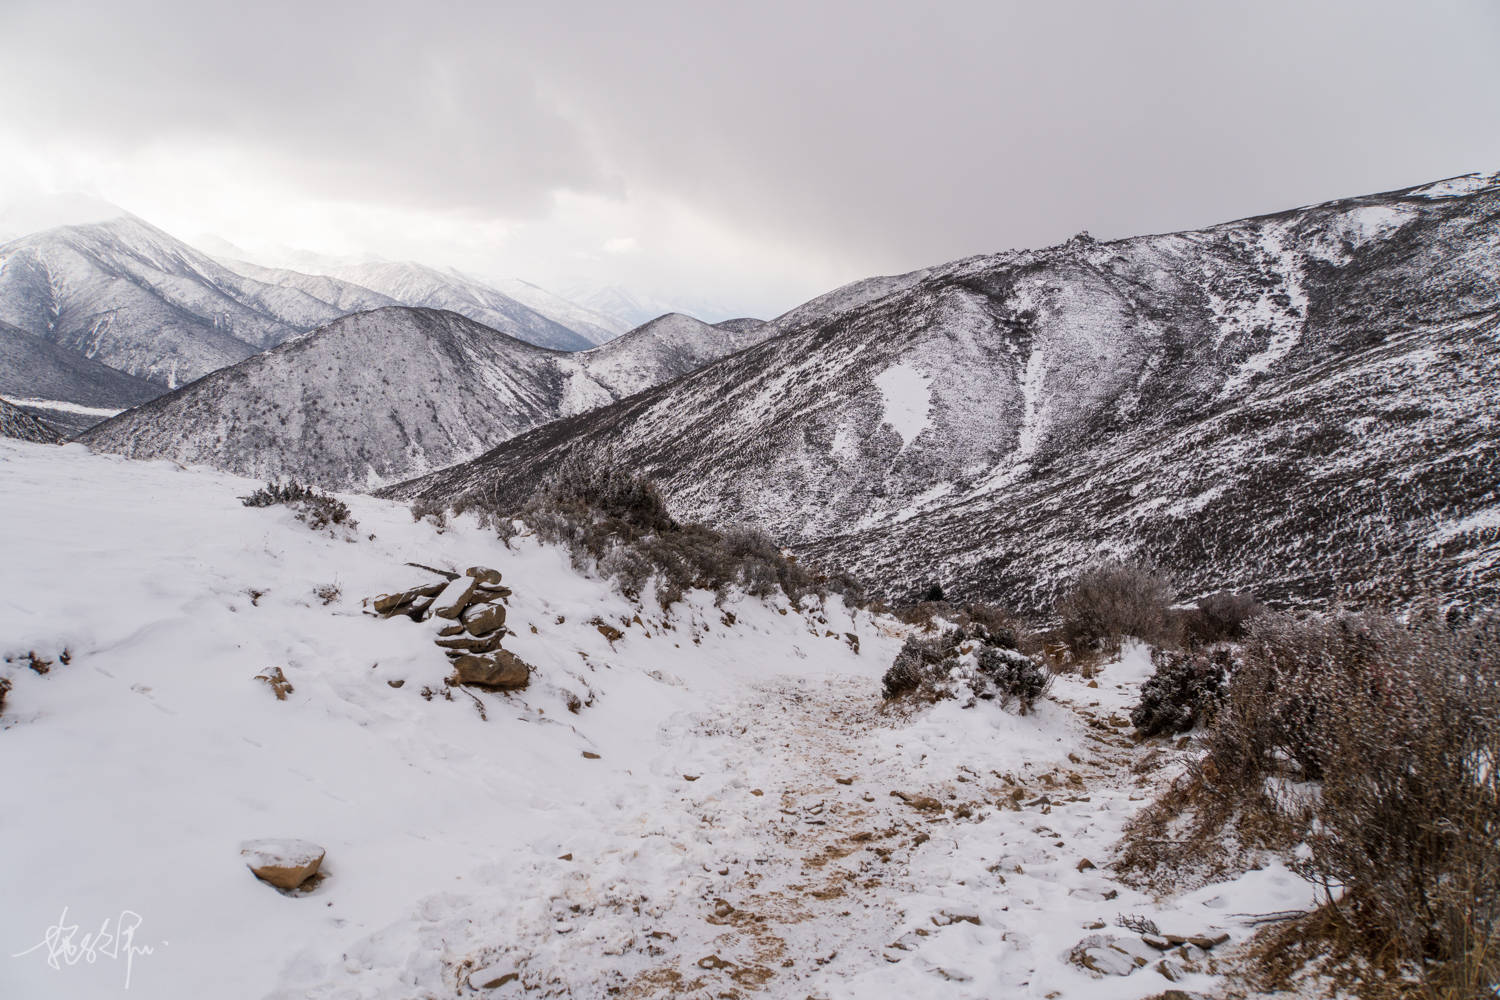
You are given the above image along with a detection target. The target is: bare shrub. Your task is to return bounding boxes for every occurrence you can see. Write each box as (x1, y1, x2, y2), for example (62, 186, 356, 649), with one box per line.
(242, 481, 357, 533)
(1295, 613, 1500, 996)
(314, 583, 341, 605)
(454, 453, 862, 609)
(1186, 590, 1264, 645)
(1055, 559, 1176, 654)
(1131, 609, 1500, 995)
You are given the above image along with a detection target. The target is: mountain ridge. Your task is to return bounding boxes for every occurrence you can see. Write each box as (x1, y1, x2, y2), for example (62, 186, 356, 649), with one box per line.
(79, 306, 779, 488)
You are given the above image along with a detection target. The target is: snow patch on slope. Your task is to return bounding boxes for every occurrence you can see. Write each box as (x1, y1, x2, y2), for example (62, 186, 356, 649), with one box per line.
(874, 363, 931, 447)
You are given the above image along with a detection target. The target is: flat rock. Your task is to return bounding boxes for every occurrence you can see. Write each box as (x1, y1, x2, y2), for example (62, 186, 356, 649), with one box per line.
(436, 633, 503, 654)
(431, 576, 479, 619)
(241, 838, 325, 889)
(1068, 934, 1153, 978)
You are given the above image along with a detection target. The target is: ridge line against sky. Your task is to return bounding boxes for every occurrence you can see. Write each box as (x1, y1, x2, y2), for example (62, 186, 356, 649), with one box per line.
(3, 0, 1498, 319)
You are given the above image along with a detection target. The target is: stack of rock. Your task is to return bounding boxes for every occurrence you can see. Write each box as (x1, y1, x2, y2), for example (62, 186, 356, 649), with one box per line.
(370, 566, 531, 690)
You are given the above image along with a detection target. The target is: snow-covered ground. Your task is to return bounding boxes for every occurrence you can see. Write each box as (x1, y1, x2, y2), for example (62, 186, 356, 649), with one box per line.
(0, 441, 1316, 998)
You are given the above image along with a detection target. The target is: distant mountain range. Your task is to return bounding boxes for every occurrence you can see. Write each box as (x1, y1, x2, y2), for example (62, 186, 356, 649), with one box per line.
(79, 309, 774, 489)
(0, 205, 698, 430)
(385, 170, 1500, 612)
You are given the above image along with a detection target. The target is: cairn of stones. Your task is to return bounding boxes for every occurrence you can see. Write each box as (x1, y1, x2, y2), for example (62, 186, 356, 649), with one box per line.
(370, 566, 530, 689)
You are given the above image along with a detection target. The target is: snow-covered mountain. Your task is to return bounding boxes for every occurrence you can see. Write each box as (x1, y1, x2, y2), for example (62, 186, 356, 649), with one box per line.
(390, 170, 1500, 612)
(562, 282, 741, 329)
(304, 261, 610, 351)
(79, 307, 777, 489)
(0, 212, 364, 390)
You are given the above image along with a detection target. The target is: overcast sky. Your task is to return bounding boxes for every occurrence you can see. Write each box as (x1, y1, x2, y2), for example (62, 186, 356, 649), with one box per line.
(3, 0, 1498, 318)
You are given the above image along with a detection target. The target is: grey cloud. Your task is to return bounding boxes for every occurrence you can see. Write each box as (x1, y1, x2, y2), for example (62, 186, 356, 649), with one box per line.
(5, 0, 1499, 292)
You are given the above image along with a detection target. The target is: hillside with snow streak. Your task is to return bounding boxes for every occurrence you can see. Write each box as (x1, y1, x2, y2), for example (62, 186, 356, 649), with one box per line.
(393, 170, 1500, 611)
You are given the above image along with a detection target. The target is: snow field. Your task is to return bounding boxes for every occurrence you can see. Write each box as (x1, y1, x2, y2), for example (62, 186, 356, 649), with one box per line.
(0, 441, 1317, 999)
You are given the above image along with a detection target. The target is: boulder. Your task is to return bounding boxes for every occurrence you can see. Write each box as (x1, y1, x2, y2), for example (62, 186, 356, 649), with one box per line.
(431, 576, 479, 619)
(437, 623, 465, 637)
(452, 649, 531, 689)
(240, 839, 325, 889)
(461, 602, 507, 638)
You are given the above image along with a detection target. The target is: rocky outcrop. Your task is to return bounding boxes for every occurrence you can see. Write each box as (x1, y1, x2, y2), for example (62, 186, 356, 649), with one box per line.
(368, 565, 529, 690)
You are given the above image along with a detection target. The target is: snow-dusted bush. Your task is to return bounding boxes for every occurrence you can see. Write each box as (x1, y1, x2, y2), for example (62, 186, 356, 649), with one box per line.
(242, 481, 357, 533)
(1056, 559, 1176, 654)
(1131, 646, 1232, 737)
(882, 624, 1050, 713)
(974, 645, 1051, 714)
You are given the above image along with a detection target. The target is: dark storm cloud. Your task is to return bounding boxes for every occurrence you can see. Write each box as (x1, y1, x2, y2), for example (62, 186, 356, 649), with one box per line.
(6, 0, 1500, 278)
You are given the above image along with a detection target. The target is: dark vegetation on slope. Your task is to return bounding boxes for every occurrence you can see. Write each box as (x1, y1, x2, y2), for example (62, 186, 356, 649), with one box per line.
(422, 456, 864, 610)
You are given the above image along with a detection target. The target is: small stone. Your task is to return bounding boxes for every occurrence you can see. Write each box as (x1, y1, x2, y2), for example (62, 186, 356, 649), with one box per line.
(684, 774, 700, 782)
(750, 789, 764, 796)
(468, 965, 518, 990)
(431, 576, 479, 619)
(558, 853, 573, 861)
(581, 751, 601, 760)
(464, 566, 503, 586)
(594, 621, 624, 643)
(241, 838, 324, 889)
(1077, 858, 1096, 871)
(835, 776, 854, 785)
(451, 649, 531, 689)
(890, 790, 944, 812)
(254, 666, 294, 700)
(1188, 933, 1230, 950)
(387, 679, 405, 688)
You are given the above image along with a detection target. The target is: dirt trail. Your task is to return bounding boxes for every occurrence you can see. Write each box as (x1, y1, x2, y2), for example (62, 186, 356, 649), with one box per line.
(600, 672, 1161, 999)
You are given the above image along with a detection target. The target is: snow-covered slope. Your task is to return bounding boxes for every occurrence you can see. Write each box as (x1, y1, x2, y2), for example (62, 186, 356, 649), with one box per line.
(0, 440, 1313, 999)
(0, 397, 62, 443)
(393, 170, 1500, 612)
(215, 259, 403, 314)
(0, 320, 160, 436)
(79, 307, 777, 490)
